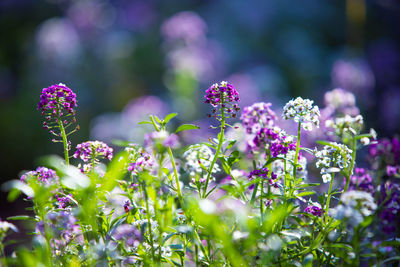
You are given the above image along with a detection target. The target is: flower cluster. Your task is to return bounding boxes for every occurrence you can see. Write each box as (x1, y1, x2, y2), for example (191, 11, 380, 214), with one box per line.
(282, 97, 320, 131)
(331, 191, 377, 226)
(205, 81, 240, 119)
(322, 88, 359, 118)
(36, 211, 83, 253)
(378, 182, 400, 235)
(183, 144, 220, 177)
(344, 168, 375, 194)
(304, 205, 322, 217)
(315, 142, 353, 183)
(20, 166, 59, 185)
(38, 84, 79, 140)
(240, 102, 276, 134)
(111, 224, 142, 248)
(248, 127, 296, 157)
(248, 167, 278, 188)
(368, 137, 400, 171)
(56, 194, 73, 209)
(126, 147, 154, 175)
(73, 141, 113, 163)
(325, 114, 364, 137)
(38, 83, 77, 117)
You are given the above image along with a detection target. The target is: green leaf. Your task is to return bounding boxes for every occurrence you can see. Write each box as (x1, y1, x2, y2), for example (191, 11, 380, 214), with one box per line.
(7, 215, 33, 221)
(225, 140, 237, 151)
(164, 113, 178, 123)
(175, 124, 200, 133)
(138, 120, 152, 125)
(154, 115, 162, 124)
(296, 191, 315, 197)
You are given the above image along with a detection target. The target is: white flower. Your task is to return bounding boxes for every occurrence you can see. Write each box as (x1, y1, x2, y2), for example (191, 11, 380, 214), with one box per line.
(314, 142, 352, 183)
(183, 144, 220, 176)
(282, 97, 320, 131)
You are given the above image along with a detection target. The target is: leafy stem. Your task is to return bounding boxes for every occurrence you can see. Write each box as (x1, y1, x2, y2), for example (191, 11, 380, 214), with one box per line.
(202, 103, 225, 198)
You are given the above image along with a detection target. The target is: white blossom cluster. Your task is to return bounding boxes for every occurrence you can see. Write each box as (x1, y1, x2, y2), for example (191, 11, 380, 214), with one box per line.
(183, 144, 220, 176)
(314, 142, 353, 183)
(330, 191, 377, 226)
(325, 114, 364, 135)
(282, 97, 320, 131)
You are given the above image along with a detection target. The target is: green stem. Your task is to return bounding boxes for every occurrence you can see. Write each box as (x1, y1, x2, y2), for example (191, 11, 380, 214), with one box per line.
(167, 147, 183, 206)
(57, 110, 69, 165)
(325, 173, 335, 224)
(291, 122, 302, 196)
(344, 137, 357, 192)
(141, 181, 155, 262)
(260, 180, 264, 224)
(202, 112, 225, 198)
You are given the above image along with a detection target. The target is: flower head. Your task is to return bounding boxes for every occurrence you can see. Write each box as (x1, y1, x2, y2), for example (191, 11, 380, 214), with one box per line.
(126, 147, 154, 175)
(183, 144, 220, 177)
(314, 142, 353, 183)
(304, 205, 322, 217)
(282, 97, 320, 131)
(205, 81, 240, 119)
(73, 141, 113, 162)
(20, 166, 59, 185)
(38, 83, 77, 116)
(240, 102, 276, 134)
(343, 168, 375, 194)
(144, 130, 179, 151)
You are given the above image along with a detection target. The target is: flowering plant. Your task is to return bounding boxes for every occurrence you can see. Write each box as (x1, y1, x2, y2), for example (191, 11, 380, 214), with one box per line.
(1, 83, 399, 267)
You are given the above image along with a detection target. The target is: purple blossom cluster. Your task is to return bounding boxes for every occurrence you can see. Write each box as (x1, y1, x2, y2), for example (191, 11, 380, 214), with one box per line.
(20, 166, 58, 185)
(38, 83, 77, 116)
(56, 194, 73, 209)
(36, 211, 83, 252)
(248, 127, 296, 157)
(368, 137, 400, 173)
(205, 81, 240, 119)
(73, 141, 113, 162)
(240, 102, 277, 134)
(111, 224, 142, 247)
(378, 182, 400, 235)
(248, 167, 278, 188)
(127, 150, 154, 175)
(304, 205, 322, 217)
(344, 168, 375, 194)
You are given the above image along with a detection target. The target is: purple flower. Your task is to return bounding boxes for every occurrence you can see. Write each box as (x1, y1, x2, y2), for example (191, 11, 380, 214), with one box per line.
(111, 224, 142, 247)
(248, 127, 296, 157)
(38, 83, 77, 118)
(304, 205, 322, 217)
(20, 166, 58, 185)
(73, 141, 113, 162)
(205, 81, 240, 120)
(248, 167, 279, 189)
(378, 182, 400, 235)
(240, 102, 277, 134)
(56, 194, 72, 209)
(368, 137, 400, 171)
(126, 148, 154, 175)
(343, 168, 375, 194)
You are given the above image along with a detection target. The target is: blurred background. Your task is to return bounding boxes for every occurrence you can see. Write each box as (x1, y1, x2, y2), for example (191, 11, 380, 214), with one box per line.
(1, 0, 400, 249)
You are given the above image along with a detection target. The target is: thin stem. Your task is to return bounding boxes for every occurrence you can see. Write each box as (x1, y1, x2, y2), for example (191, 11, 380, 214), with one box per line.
(344, 137, 357, 192)
(291, 122, 302, 196)
(57, 109, 69, 165)
(167, 147, 183, 206)
(202, 108, 225, 198)
(325, 173, 335, 224)
(141, 181, 155, 262)
(260, 180, 264, 224)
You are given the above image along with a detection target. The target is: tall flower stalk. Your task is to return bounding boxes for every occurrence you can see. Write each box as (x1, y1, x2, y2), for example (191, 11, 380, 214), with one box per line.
(283, 97, 320, 196)
(202, 81, 239, 198)
(38, 83, 79, 165)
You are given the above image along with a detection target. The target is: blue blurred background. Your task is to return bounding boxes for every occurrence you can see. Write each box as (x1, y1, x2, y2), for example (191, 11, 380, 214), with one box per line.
(1, 0, 400, 244)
